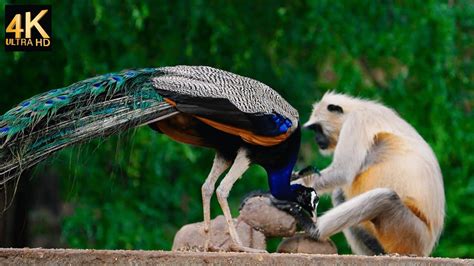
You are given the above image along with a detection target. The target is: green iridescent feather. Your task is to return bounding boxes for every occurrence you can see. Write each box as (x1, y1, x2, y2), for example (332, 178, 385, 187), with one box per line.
(0, 68, 160, 140)
(0, 68, 177, 207)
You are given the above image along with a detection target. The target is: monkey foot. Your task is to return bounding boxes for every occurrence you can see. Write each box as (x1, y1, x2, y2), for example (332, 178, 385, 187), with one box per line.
(230, 243, 268, 253)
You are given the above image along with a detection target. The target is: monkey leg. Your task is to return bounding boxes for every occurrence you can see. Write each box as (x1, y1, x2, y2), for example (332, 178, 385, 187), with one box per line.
(330, 188, 384, 255)
(201, 153, 231, 251)
(215, 148, 267, 253)
(307, 188, 431, 256)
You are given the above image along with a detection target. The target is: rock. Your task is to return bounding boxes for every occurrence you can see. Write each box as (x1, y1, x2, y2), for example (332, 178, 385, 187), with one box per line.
(239, 196, 296, 237)
(277, 232, 338, 254)
(172, 215, 266, 252)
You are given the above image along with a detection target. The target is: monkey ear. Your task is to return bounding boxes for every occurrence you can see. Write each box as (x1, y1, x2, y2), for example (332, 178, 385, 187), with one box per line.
(327, 104, 344, 113)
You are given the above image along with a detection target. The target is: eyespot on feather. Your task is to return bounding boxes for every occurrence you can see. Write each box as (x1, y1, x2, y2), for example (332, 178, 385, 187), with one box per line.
(111, 75, 123, 82)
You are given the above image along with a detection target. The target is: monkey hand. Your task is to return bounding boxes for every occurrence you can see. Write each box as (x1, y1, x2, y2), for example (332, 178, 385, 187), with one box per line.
(271, 197, 320, 239)
(291, 166, 321, 181)
(290, 166, 321, 189)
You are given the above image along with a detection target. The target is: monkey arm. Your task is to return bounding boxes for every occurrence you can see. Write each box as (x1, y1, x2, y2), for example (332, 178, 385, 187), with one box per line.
(289, 166, 320, 188)
(313, 111, 374, 192)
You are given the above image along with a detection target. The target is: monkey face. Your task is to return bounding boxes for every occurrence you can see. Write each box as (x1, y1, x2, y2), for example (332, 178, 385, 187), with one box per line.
(304, 95, 346, 155)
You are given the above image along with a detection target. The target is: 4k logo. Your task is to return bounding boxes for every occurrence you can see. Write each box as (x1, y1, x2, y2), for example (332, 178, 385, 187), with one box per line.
(4, 5, 52, 51)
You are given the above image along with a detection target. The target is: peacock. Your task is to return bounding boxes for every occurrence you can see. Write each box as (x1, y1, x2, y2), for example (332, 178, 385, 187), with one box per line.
(0, 65, 317, 252)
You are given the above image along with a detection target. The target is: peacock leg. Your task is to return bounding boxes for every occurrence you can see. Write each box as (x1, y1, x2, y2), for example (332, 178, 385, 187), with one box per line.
(215, 148, 267, 253)
(201, 153, 231, 251)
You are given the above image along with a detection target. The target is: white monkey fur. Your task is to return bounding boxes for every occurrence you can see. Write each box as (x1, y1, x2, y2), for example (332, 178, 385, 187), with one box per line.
(295, 92, 445, 256)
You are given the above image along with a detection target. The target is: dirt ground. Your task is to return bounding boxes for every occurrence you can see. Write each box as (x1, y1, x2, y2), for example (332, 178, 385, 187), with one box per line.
(0, 248, 471, 265)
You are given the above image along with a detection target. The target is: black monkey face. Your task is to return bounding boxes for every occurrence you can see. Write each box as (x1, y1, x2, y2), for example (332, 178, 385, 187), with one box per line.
(304, 99, 345, 155)
(305, 123, 330, 150)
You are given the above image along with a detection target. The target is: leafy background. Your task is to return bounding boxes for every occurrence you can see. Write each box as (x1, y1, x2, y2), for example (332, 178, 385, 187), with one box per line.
(0, 0, 473, 258)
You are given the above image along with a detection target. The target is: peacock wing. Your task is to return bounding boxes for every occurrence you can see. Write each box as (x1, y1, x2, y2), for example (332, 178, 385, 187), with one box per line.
(152, 66, 299, 146)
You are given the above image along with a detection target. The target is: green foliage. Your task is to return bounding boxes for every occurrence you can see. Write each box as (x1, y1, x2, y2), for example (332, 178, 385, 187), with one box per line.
(1, 0, 472, 258)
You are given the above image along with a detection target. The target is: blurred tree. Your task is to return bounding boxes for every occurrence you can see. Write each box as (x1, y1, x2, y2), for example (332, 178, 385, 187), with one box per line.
(0, 0, 472, 258)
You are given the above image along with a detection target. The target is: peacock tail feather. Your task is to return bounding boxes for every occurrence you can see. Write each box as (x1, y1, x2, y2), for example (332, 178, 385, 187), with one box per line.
(0, 68, 178, 209)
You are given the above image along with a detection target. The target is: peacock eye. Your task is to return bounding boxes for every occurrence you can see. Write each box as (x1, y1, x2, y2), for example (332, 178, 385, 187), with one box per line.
(327, 104, 343, 113)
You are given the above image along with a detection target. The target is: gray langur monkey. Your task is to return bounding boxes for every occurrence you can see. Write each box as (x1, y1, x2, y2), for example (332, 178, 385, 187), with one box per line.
(277, 92, 445, 256)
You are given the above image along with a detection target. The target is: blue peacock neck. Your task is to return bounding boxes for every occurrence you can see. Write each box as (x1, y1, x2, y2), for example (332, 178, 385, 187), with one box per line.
(266, 153, 299, 201)
(264, 126, 301, 201)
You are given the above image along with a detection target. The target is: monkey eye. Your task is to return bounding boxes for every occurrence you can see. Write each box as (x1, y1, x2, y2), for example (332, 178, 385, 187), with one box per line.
(327, 104, 343, 113)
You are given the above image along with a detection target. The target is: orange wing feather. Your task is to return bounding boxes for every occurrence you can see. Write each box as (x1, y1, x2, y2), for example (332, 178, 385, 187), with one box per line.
(164, 97, 291, 147)
(195, 116, 289, 147)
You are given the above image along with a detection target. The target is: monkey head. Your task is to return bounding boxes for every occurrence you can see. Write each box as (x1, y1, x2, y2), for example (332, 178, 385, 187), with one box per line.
(303, 92, 350, 156)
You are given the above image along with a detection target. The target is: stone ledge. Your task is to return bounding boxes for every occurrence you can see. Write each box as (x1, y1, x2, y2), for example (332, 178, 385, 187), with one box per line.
(0, 248, 471, 265)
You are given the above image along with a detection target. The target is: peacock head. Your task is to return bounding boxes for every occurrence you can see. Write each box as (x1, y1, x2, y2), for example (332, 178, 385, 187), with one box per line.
(290, 184, 319, 216)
